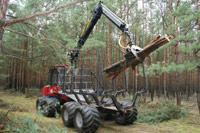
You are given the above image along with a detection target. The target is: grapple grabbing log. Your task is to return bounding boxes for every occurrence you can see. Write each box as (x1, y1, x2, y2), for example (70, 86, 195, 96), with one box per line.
(104, 34, 171, 78)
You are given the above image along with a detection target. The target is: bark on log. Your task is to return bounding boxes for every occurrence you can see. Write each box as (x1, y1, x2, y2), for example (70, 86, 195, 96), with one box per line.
(104, 35, 171, 78)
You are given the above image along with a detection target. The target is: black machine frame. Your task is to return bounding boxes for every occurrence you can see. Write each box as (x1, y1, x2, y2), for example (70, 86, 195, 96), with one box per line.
(62, 54, 147, 114)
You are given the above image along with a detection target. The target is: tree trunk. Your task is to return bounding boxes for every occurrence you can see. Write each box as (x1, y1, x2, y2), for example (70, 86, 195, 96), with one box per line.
(134, 0, 138, 93)
(14, 59, 18, 90)
(150, 1, 154, 101)
(0, 0, 9, 51)
(197, 89, 200, 114)
(8, 59, 13, 88)
(107, 20, 111, 66)
(197, 0, 200, 114)
(197, 68, 200, 114)
(142, 0, 146, 103)
(119, 1, 123, 90)
(175, 0, 181, 105)
(126, 0, 129, 91)
(24, 40, 28, 88)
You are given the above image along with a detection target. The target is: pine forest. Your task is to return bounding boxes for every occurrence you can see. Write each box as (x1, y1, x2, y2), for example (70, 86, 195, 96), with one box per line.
(0, 0, 200, 132)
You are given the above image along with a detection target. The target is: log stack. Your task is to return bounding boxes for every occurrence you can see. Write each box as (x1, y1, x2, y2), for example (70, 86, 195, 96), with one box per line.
(104, 34, 171, 78)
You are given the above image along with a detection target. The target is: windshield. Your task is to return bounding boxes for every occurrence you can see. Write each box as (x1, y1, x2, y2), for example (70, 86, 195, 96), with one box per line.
(51, 69, 58, 85)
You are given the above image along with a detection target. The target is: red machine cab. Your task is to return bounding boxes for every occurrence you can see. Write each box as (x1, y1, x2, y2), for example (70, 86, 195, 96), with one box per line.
(41, 65, 69, 100)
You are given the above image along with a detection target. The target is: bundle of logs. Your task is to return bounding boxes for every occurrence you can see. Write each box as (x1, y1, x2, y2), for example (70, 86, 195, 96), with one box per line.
(104, 34, 171, 78)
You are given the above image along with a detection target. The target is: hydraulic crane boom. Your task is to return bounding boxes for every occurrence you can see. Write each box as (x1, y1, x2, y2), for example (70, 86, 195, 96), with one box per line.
(69, 1, 134, 66)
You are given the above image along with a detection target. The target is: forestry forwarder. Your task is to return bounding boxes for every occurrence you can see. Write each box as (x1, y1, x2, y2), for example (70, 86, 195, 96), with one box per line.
(36, 1, 170, 133)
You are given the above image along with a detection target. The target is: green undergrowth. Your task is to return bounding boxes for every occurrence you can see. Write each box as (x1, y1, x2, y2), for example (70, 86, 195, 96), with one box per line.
(0, 111, 67, 133)
(0, 98, 66, 133)
(4, 88, 40, 97)
(6, 116, 40, 133)
(6, 115, 67, 133)
(137, 100, 187, 124)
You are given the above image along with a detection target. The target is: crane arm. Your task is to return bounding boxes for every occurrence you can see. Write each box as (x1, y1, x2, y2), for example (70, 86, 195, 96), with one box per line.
(69, 2, 134, 66)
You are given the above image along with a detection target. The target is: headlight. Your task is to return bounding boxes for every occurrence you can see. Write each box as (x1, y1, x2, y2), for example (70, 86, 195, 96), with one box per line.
(58, 90, 63, 94)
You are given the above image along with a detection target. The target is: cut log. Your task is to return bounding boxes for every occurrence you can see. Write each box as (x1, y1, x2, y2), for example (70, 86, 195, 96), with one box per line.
(104, 34, 171, 78)
(149, 34, 161, 44)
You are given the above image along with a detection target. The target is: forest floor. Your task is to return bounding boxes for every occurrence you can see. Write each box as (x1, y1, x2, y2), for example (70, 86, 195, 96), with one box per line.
(0, 90, 200, 133)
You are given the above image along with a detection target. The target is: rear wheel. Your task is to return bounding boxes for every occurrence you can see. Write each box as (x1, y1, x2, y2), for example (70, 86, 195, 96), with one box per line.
(74, 105, 100, 133)
(62, 101, 79, 127)
(115, 106, 137, 125)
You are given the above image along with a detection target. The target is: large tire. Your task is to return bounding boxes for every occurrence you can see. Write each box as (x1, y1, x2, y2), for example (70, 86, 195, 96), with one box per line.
(115, 106, 137, 125)
(74, 105, 100, 133)
(36, 96, 48, 111)
(42, 97, 60, 117)
(62, 101, 79, 127)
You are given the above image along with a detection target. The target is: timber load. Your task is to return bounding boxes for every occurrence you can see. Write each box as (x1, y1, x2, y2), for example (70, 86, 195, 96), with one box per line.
(104, 34, 171, 78)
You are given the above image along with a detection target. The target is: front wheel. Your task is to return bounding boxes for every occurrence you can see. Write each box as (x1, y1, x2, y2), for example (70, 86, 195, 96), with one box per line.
(36, 97, 60, 117)
(36, 96, 48, 111)
(43, 97, 60, 117)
